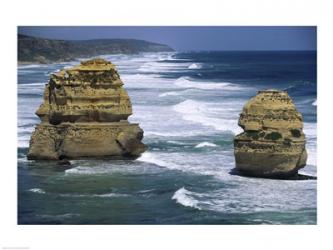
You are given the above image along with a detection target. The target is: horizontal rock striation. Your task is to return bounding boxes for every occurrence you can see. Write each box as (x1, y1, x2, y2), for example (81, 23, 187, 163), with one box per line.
(28, 58, 147, 160)
(234, 90, 307, 178)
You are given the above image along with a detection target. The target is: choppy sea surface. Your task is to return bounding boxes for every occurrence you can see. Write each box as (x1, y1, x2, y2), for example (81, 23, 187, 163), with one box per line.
(18, 51, 317, 224)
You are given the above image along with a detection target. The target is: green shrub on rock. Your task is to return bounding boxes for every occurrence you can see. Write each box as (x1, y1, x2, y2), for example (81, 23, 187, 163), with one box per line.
(290, 129, 301, 138)
(264, 131, 282, 140)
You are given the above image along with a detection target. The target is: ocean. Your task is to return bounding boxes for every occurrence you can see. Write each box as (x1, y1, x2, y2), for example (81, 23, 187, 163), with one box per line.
(18, 51, 317, 224)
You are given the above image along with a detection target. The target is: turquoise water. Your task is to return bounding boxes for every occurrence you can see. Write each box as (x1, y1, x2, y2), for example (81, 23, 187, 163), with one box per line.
(18, 51, 317, 224)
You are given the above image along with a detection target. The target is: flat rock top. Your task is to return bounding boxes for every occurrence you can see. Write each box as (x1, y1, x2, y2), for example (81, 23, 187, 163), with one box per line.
(72, 58, 116, 71)
(243, 89, 296, 112)
(257, 89, 287, 94)
(53, 58, 116, 78)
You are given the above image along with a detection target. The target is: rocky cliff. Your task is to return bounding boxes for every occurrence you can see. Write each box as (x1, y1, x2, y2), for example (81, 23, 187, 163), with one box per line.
(28, 58, 147, 160)
(18, 34, 174, 64)
(234, 90, 307, 178)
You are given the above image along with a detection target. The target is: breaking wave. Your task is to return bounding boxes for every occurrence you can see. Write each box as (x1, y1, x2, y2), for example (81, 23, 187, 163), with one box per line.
(195, 142, 218, 148)
(174, 76, 243, 90)
(172, 187, 201, 210)
(138, 152, 180, 169)
(188, 63, 202, 69)
(173, 99, 242, 134)
(29, 188, 46, 194)
(59, 192, 129, 198)
(28, 188, 128, 198)
(312, 99, 317, 106)
(158, 91, 181, 97)
(18, 64, 48, 69)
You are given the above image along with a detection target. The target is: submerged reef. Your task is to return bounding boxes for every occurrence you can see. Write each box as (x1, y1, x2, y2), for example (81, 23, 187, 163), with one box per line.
(234, 90, 307, 178)
(28, 58, 147, 160)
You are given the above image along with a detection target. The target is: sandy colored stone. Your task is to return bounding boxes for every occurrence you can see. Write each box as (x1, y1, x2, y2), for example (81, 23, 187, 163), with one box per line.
(234, 90, 307, 177)
(28, 58, 147, 160)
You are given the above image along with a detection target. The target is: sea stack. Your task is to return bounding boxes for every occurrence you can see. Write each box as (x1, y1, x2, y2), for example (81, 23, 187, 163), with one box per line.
(28, 58, 147, 160)
(234, 90, 307, 178)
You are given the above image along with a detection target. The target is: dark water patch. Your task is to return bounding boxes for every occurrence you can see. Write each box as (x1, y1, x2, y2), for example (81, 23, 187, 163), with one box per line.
(145, 133, 234, 153)
(172, 51, 316, 86)
(18, 93, 43, 98)
(229, 168, 317, 180)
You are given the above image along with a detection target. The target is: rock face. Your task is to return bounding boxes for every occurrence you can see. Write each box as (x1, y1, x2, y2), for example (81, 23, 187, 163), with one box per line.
(234, 90, 307, 178)
(28, 58, 147, 160)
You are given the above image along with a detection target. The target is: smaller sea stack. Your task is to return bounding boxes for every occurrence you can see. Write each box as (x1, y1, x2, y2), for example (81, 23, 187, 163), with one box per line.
(28, 58, 147, 160)
(234, 90, 307, 178)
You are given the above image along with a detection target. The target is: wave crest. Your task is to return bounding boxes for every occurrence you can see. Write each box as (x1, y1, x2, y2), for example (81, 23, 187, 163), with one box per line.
(195, 142, 218, 148)
(173, 99, 241, 134)
(312, 99, 317, 106)
(29, 188, 46, 194)
(173, 76, 247, 91)
(172, 187, 201, 210)
(188, 63, 202, 69)
(138, 152, 180, 169)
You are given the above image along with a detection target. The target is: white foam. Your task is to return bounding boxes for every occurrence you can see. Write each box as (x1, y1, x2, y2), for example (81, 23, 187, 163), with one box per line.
(303, 122, 317, 138)
(59, 192, 129, 198)
(173, 99, 242, 134)
(306, 148, 317, 166)
(38, 213, 80, 219)
(18, 140, 29, 148)
(195, 142, 218, 148)
(121, 73, 174, 89)
(94, 193, 129, 198)
(138, 152, 180, 169)
(18, 83, 45, 97)
(18, 82, 45, 86)
(18, 64, 48, 69)
(18, 70, 40, 75)
(304, 122, 317, 166)
(312, 99, 317, 106)
(18, 126, 34, 133)
(138, 61, 190, 73)
(18, 156, 29, 163)
(18, 133, 31, 148)
(173, 76, 243, 91)
(172, 187, 201, 210)
(188, 63, 202, 69)
(29, 188, 46, 194)
(158, 91, 181, 97)
(157, 53, 189, 62)
(158, 89, 194, 97)
(144, 131, 204, 137)
(121, 73, 161, 80)
(167, 140, 188, 145)
(139, 151, 227, 179)
(171, 178, 316, 214)
(65, 166, 106, 175)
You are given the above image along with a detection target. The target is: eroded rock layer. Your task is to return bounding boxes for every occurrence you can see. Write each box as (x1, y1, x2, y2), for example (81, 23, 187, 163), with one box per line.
(28, 58, 147, 160)
(234, 90, 307, 177)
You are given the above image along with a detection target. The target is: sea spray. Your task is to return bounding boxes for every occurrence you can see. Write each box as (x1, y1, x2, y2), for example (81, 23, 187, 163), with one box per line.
(173, 99, 242, 134)
(188, 63, 202, 69)
(29, 188, 46, 194)
(172, 187, 201, 210)
(195, 142, 218, 148)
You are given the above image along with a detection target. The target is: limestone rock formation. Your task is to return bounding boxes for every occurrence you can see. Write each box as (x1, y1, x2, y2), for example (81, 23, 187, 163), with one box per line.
(28, 58, 147, 160)
(234, 90, 307, 178)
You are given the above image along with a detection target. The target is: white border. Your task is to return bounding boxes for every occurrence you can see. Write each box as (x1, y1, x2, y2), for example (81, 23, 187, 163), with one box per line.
(1, 0, 333, 249)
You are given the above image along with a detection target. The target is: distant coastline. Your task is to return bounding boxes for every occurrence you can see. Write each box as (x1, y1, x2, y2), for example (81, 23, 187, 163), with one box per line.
(18, 34, 174, 64)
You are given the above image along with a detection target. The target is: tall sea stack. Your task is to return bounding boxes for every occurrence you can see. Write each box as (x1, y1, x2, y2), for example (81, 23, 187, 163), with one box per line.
(234, 90, 307, 178)
(28, 58, 147, 160)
